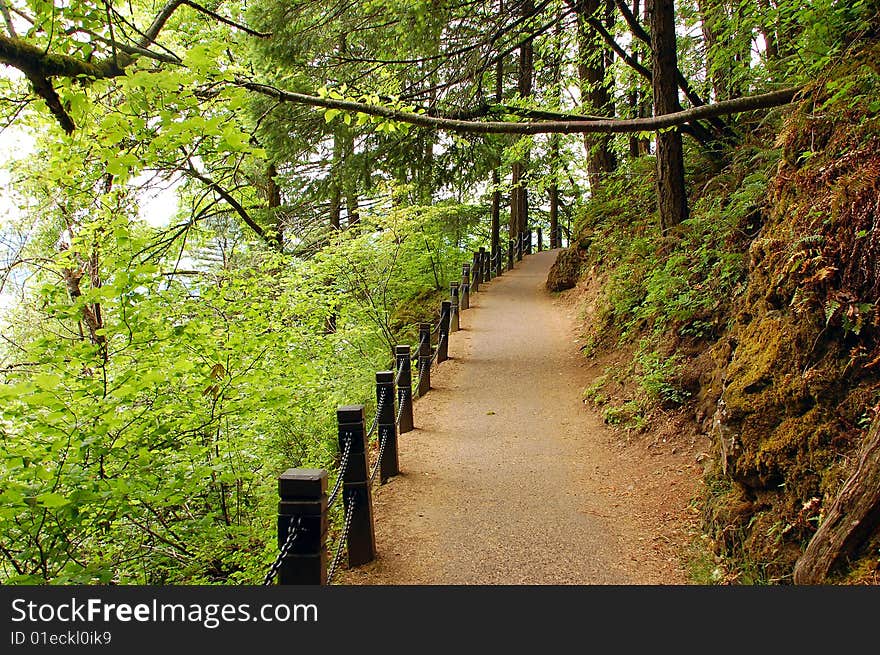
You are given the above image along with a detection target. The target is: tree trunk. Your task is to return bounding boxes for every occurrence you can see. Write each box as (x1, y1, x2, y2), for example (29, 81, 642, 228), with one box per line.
(492, 6, 503, 259)
(549, 167, 559, 249)
(577, 0, 617, 192)
(793, 413, 880, 584)
(696, 0, 723, 100)
(509, 0, 533, 240)
(651, 0, 688, 230)
(266, 162, 282, 248)
(491, 168, 501, 255)
(625, 0, 651, 157)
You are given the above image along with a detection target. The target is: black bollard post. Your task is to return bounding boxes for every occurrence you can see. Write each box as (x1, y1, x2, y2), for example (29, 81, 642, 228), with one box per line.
(417, 322, 432, 396)
(526, 229, 533, 255)
(537, 227, 543, 252)
(375, 371, 398, 483)
(516, 233, 523, 261)
(394, 345, 414, 434)
(450, 282, 460, 332)
(478, 247, 487, 283)
(493, 247, 502, 278)
(460, 264, 470, 311)
(472, 251, 481, 292)
(336, 406, 376, 567)
(508, 239, 515, 270)
(483, 248, 491, 282)
(277, 468, 328, 584)
(438, 301, 450, 364)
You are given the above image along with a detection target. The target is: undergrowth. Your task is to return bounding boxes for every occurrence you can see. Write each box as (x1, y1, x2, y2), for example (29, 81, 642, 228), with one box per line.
(575, 144, 777, 430)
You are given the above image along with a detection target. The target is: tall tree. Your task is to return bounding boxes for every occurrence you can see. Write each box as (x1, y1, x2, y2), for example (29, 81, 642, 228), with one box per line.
(576, 0, 617, 191)
(650, 0, 689, 230)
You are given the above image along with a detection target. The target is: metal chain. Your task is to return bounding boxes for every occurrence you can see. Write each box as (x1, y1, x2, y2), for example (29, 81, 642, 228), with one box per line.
(433, 333, 446, 363)
(365, 388, 387, 439)
(262, 516, 302, 585)
(327, 436, 352, 509)
(369, 424, 391, 485)
(326, 493, 356, 585)
(394, 388, 407, 425)
(394, 358, 407, 385)
(415, 355, 431, 397)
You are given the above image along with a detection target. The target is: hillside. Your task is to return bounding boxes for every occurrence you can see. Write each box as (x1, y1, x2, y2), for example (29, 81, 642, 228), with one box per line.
(550, 41, 880, 584)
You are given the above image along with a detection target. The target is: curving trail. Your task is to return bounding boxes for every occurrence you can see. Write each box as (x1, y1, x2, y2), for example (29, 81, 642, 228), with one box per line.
(340, 249, 695, 585)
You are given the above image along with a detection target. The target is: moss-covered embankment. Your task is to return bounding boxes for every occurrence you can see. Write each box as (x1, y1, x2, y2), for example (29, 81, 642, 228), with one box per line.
(549, 43, 880, 582)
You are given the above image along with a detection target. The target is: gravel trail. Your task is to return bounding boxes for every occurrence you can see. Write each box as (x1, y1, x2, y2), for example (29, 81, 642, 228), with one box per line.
(340, 249, 693, 585)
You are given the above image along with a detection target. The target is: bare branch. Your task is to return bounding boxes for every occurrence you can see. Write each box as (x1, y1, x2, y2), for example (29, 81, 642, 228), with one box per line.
(0, 0, 17, 38)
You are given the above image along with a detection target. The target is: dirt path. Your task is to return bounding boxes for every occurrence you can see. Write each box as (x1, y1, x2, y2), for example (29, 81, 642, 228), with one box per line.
(340, 249, 703, 585)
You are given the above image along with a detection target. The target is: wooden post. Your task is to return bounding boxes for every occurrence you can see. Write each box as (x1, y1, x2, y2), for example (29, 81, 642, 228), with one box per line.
(537, 227, 543, 252)
(450, 282, 460, 332)
(516, 233, 523, 261)
(493, 247, 503, 278)
(471, 251, 481, 292)
(417, 322, 432, 396)
(483, 248, 491, 281)
(394, 345, 414, 433)
(478, 247, 487, 283)
(375, 371, 398, 483)
(438, 301, 450, 363)
(526, 229, 533, 255)
(508, 238, 515, 270)
(336, 406, 376, 567)
(277, 468, 328, 584)
(460, 264, 470, 310)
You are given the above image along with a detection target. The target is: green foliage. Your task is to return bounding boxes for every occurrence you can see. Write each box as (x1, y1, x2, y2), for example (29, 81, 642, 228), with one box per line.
(0, 187, 478, 583)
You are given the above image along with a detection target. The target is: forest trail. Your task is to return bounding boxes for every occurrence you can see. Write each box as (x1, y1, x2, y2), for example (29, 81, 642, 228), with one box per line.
(340, 249, 700, 585)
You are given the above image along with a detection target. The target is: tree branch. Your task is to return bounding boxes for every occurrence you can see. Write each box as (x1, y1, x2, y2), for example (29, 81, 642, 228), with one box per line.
(0, 0, 17, 38)
(240, 80, 801, 135)
(182, 161, 274, 247)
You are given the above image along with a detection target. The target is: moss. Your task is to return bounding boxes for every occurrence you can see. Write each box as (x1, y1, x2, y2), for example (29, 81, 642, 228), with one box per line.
(546, 246, 586, 292)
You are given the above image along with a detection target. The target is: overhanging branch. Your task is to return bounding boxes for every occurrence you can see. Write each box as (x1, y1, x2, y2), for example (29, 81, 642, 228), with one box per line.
(240, 80, 802, 135)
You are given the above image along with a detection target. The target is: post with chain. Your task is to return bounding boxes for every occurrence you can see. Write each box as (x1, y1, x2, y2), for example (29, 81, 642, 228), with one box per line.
(476, 246, 485, 283)
(438, 301, 451, 364)
(508, 238, 515, 270)
(336, 406, 376, 568)
(537, 227, 543, 252)
(376, 371, 398, 483)
(449, 282, 460, 332)
(516, 233, 523, 261)
(418, 322, 432, 396)
(483, 247, 491, 282)
(526, 229, 533, 255)
(276, 469, 328, 584)
(471, 251, 481, 292)
(460, 264, 470, 310)
(493, 247, 502, 278)
(395, 345, 414, 434)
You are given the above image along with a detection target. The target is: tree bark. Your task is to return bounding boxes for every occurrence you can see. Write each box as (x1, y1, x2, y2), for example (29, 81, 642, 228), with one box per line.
(793, 413, 880, 584)
(651, 0, 688, 230)
(266, 162, 283, 248)
(246, 81, 800, 135)
(492, 5, 504, 259)
(510, 0, 534, 239)
(577, 0, 616, 192)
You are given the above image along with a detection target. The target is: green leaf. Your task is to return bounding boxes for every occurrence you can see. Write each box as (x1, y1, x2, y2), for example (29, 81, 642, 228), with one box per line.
(36, 493, 71, 509)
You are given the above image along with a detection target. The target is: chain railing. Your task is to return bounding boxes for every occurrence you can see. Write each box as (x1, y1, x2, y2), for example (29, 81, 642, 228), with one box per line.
(271, 234, 541, 585)
(262, 517, 301, 585)
(326, 493, 356, 585)
(327, 436, 353, 509)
